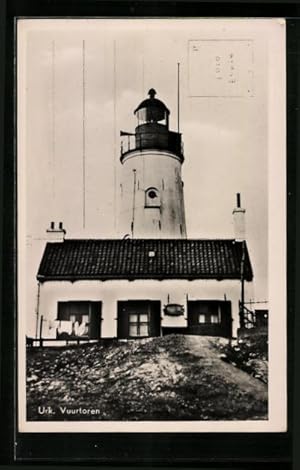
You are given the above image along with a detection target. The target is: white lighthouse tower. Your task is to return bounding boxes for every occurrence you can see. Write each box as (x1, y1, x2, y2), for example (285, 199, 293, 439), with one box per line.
(119, 89, 187, 239)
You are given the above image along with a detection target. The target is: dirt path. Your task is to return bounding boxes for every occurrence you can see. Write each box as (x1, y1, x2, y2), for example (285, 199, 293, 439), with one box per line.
(184, 335, 267, 401)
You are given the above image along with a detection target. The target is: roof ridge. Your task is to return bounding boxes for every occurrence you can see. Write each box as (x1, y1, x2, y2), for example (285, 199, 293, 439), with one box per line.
(60, 238, 238, 242)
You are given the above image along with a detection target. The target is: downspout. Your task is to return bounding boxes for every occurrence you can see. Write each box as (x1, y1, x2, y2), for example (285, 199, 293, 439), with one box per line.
(239, 240, 246, 329)
(131, 169, 137, 238)
(35, 281, 41, 339)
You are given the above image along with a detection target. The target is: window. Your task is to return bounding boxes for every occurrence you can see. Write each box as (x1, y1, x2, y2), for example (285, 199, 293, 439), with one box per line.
(199, 314, 206, 323)
(57, 301, 101, 339)
(148, 190, 157, 199)
(196, 306, 221, 324)
(145, 187, 160, 208)
(198, 313, 220, 324)
(129, 312, 149, 337)
(188, 300, 232, 338)
(211, 314, 219, 324)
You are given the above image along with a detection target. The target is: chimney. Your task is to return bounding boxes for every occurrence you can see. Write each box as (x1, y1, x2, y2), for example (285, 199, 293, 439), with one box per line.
(232, 193, 246, 241)
(46, 221, 66, 243)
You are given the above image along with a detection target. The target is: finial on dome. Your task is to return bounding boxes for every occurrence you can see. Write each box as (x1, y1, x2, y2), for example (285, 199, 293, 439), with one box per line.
(148, 88, 156, 99)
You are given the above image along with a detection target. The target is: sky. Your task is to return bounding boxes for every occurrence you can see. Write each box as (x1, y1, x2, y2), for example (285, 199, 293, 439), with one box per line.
(17, 18, 285, 335)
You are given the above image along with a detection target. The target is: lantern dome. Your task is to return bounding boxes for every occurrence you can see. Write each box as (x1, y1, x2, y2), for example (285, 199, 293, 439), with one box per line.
(120, 88, 183, 163)
(134, 89, 170, 125)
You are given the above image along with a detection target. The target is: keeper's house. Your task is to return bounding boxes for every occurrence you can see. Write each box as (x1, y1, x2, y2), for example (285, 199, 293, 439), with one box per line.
(36, 237, 253, 342)
(35, 90, 254, 343)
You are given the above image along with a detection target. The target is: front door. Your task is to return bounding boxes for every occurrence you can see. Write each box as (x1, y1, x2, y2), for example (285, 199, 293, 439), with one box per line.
(117, 300, 161, 339)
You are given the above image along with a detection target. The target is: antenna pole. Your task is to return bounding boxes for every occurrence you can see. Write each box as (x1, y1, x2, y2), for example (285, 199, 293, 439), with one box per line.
(177, 62, 180, 133)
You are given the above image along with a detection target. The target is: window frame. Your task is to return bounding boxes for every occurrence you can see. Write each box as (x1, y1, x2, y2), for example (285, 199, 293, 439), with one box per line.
(194, 303, 222, 325)
(145, 187, 161, 208)
(128, 311, 150, 337)
(56, 301, 101, 339)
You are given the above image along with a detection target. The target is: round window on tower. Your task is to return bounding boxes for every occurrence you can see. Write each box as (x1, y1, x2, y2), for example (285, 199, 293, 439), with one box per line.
(148, 190, 157, 199)
(145, 187, 160, 208)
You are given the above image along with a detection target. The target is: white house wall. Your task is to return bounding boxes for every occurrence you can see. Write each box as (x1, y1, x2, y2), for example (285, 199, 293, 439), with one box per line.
(38, 278, 254, 339)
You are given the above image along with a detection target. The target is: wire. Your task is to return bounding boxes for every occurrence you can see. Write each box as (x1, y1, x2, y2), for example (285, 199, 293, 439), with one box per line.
(113, 40, 117, 232)
(51, 40, 56, 207)
(177, 62, 180, 133)
(82, 39, 86, 229)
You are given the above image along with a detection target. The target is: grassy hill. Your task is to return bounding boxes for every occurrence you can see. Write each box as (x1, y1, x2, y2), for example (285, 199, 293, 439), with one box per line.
(27, 334, 267, 421)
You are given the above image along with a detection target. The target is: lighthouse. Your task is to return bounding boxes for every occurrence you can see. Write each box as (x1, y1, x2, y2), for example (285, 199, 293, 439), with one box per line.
(118, 89, 187, 239)
(36, 85, 255, 345)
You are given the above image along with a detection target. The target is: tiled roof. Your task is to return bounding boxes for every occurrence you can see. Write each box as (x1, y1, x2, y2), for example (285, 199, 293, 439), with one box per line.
(37, 239, 253, 282)
(37, 239, 253, 281)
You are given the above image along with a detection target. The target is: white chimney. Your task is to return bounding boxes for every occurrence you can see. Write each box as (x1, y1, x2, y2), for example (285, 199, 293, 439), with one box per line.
(46, 221, 66, 243)
(232, 193, 246, 241)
